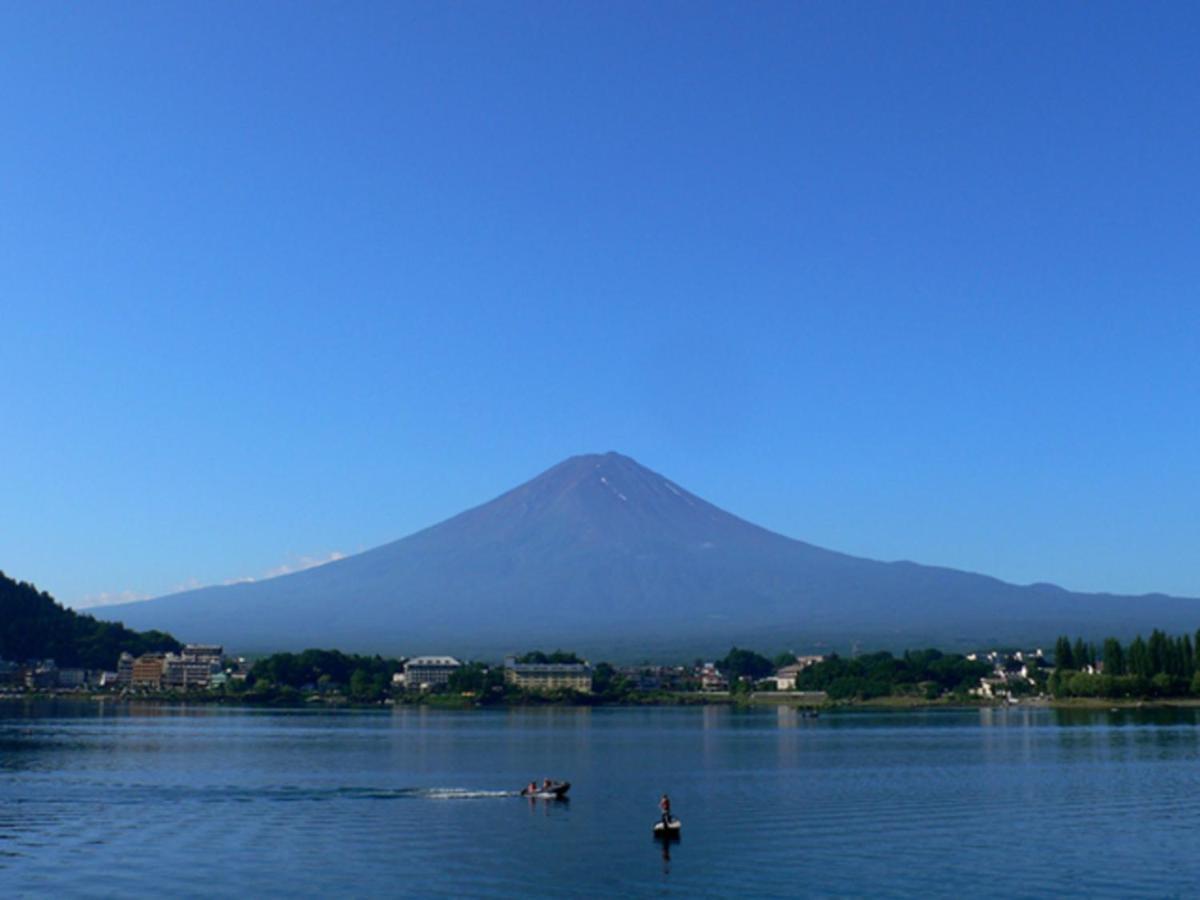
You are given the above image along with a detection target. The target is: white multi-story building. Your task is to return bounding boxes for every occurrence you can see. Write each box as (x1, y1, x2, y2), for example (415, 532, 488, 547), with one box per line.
(162, 654, 221, 689)
(403, 656, 462, 690)
(183, 644, 224, 663)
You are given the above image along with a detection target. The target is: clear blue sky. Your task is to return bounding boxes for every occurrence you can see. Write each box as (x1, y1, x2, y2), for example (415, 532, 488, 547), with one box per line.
(2, 2, 1197, 608)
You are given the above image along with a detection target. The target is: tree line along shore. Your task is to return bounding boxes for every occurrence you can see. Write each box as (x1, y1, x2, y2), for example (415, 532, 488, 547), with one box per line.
(7, 569, 1200, 708)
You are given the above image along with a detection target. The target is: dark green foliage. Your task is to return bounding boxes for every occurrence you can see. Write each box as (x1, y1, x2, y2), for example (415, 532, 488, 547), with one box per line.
(591, 661, 616, 693)
(1102, 638, 1125, 676)
(1054, 636, 1074, 670)
(1128, 635, 1150, 678)
(447, 662, 504, 695)
(718, 647, 774, 680)
(1074, 637, 1098, 669)
(794, 649, 989, 700)
(0, 570, 180, 669)
(773, 652, 798, 668)
(515, 650, 582, 664)
(1148, 630, 1168, 676)
(590, 661, 633, 699)
(250, 649, 401, 701)
(1052, 629, 1200, 699)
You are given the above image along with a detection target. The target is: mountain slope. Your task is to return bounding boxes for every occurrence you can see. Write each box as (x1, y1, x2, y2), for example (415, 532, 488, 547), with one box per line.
(99, 453, 1199, 658)
(1, 570, 180, 668)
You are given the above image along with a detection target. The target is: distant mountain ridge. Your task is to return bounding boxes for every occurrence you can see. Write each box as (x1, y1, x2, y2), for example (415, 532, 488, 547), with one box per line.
(99, 452, 1199, 659)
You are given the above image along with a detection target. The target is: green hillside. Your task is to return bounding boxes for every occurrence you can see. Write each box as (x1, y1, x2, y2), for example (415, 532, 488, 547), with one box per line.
(0, 570, 180, 669)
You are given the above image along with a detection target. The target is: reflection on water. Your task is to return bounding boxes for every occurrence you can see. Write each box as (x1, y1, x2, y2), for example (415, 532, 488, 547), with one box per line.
(4, 702, 1200, 897)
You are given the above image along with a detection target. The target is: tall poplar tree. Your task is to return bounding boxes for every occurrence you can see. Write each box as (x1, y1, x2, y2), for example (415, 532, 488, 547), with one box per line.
(1102, 638, 1125, 676)
(1055, 636, 1075, 670)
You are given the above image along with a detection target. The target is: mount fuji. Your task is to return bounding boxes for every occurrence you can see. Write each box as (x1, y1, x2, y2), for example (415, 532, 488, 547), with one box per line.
(100, 452, 1198, 659)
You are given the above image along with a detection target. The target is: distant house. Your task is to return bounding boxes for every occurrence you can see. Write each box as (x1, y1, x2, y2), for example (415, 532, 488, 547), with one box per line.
(504, 658, 592, 693)
(771, 656, 825, 691)
(698, 663, 728, 692)
(973, 676, 1012, 700)
(772, 665, 804, 691)
(404, 656, 462, 690)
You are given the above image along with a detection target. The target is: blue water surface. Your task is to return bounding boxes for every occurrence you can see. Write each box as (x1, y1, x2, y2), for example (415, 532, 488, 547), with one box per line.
(2, 701, 1199, 897)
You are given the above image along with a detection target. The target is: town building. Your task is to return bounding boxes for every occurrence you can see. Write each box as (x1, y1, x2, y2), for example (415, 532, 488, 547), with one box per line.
(117, 652, 134, 685)
(403, 656, 462, 690)
(162, 653, 220, 690)
(56, 668, 87, 689)
(503, 658, 592, 693)
(772, 665, 804, 691)
(972, 676, 1014, 701)
(131, 654, 167, 689)
(157, 644, 225, 690)
(772, 656, 826, 691)
(616, 666, 690, 691)
(182, 644, 224, 663)
(25, 661, 58, 690)
(698, 663, 728, 692)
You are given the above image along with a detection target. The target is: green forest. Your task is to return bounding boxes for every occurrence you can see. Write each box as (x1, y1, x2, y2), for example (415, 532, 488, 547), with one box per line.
(1051, 630, 1200, 698)
(0, 571, 180, 669)
(248, 649, 402, 700)
(793, 649, 994, 700)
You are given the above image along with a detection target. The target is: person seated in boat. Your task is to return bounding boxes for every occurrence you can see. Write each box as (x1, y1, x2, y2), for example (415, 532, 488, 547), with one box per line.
(526, 781, 538, 795)
(543, 778, 554, 791)
(659, 793, 672, 825)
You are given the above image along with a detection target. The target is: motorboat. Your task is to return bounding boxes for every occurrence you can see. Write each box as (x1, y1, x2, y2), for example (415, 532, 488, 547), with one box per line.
(520, 781, 570, 800)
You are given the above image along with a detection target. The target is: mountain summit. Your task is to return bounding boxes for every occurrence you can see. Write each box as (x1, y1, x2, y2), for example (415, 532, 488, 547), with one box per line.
(101, 453, 1198, 658)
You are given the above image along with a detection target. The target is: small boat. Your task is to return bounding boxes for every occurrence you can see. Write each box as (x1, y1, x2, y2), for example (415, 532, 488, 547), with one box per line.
(521, 781, 570, 800)
(653, 818, 682, 837)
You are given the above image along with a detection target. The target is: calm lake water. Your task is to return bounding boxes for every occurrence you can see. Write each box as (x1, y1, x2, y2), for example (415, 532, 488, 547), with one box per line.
(4, 701, 1200, 897)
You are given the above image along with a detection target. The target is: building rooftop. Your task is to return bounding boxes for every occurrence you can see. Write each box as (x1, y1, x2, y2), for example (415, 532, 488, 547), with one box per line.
(405, 656, 461, 668)
(506, 661, 591, 672)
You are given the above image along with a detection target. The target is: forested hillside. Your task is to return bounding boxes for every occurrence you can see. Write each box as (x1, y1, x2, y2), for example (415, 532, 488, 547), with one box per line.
(0, 571, 180, 669)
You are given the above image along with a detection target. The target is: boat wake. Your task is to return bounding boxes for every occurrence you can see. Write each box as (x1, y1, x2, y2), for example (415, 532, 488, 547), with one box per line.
(330, 786, 518, 801)
(103, 783, 522, 804)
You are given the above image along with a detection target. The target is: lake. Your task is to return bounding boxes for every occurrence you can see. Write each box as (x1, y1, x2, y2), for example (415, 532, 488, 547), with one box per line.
(4, 701, 1200, 897)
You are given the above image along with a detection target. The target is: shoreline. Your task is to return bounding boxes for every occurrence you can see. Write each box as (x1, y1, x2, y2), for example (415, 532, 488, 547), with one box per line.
(7, 690, 1198, 712)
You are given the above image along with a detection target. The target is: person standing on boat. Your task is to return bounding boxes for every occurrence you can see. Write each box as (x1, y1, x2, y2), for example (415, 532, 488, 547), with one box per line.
(659, 793, 672, 826)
